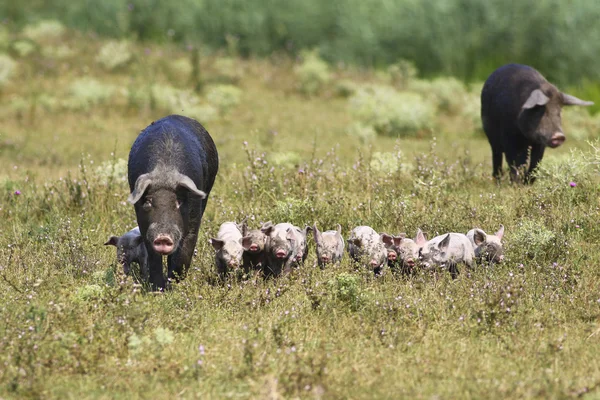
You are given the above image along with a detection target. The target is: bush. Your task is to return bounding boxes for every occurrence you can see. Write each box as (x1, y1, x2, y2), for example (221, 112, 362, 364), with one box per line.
(96, 40, 133, 71)
(66, 78, 115, 110)
(327, 273, 364, 311)
(206, 84, 242, 115)
(349, 85, 435, 137)
(0, 54, 17, 89)
(511, 218, 555, 259)
(388, 59, 418, 89)
(151, 84, 219, 123)
(346, 122, 377, 143)
(22, 20, 66, 43)
(294, 50, 331, 96)
(408, 77, 469, 115)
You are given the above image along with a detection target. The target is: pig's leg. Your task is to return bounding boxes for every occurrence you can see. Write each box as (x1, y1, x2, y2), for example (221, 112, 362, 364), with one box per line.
(167, 231, 198, 281)
(506, 148, 529, 184)
(448, 261, 459, 280)
(146, 244, 166, 290)
(492, 149, 504, 181)
(525, 144, 545, 184)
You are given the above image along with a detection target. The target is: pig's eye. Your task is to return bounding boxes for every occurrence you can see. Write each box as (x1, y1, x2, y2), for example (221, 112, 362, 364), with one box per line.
(142, 199, 152, 211)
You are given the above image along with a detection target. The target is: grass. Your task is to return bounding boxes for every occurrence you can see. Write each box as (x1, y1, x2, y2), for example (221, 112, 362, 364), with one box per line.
(1, 30, 600, 399)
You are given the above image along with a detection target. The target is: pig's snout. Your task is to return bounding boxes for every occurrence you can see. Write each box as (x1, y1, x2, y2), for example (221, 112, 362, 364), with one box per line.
(249, 244, 259, 252)
(153, 235, 175, 255)
(405, 258, 415, 267)
(498, 254, 505, 263)
(549, 132, 566, 148)
(320, 255, 330, 263)
(369, 259, 380, 268)
(388, 251, 397, 262)
(275, 249, 287, 259)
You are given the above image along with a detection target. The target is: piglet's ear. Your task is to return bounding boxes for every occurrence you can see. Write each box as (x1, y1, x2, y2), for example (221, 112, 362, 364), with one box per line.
(473, 229, 487, 246)
(438, 234, 451, 251)
(495, 224, 505, 240)
(104, 236, 119, 246)
(522, 89, 550, 109)
(415, 229, 427, 247)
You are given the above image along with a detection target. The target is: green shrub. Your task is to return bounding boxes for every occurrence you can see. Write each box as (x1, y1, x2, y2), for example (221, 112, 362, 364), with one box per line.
(0, 54, 17, 88)
(96, 40, 133, 71)
(9, 39, 37, 57)
(346, 122, 377, 143)
(327, 273, 364, 311)
(349, 85, 435, 137)
(511, 218, 555, 259)
(409, 77, 469, 115)
(206, 84, 242, 115)
(388, 59, 418, 89)
(65, 78, 115, 110)
(294, 50, 331, 96)
(22, 20, 66, 43)
(562, 107, 600, 142)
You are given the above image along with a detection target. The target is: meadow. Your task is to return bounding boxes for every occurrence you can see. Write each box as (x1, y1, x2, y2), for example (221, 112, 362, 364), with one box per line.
(1, 22, 600, 399)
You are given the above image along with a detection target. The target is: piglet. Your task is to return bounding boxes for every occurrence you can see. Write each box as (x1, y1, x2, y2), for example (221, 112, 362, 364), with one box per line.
(105, 226, 148, 282)
(313, 222, 344, 268)
(381, 230, 424, 275)
(240, 228, 267, 273)
(466, 225, 504, 264)
(347, 226, 388, 274)
(210, 222, 244, 276)
(417, 230, 475, 278)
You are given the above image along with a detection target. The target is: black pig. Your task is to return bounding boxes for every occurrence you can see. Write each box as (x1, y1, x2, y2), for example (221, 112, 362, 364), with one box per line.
(128, 115, 219, 290)
(481, 64, 593, 183)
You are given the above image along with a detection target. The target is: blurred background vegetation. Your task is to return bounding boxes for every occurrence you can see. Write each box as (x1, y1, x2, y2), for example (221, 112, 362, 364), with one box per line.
(2, 0, 600, 89)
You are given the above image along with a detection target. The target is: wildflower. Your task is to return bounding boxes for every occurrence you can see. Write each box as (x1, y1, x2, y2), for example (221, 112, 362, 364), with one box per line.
(569, 182, 577, 187)
(14, 190, 21, 195)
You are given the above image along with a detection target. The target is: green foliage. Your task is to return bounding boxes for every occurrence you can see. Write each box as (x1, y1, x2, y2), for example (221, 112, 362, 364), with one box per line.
(95, 40, 133, 71)
(294, 50, 331, 96)
(22, 20, 66, 43)
(349, 85, 435, 137)
(327, 272, 365, 311)
(0, 54, 17, 88)
(65, 78, 116, 111)
(205, 84, 242, 115)
(7, 0, 600, 85)
(511, 219, 556, 259)
(1, 34, 600, 399)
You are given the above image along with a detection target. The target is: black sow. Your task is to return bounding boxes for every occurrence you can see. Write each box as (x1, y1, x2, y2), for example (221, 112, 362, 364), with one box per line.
(128, 115, 219, 290)
(481, 64, 593, 183)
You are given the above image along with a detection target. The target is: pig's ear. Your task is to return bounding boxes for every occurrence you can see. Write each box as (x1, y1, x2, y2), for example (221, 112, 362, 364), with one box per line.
(312, 223, 322, 244)
(438, 234, 451, 251)
(522, 89, 550, 109)
(240, 236, 252, 250)
(393, 234, 405, 247)
(561, 93, 594, 107)
(495, 224, 505, 240)
(210, 238, 224, 251)
(380, 233, 394, 247)
(176, 174, 207, 199)
(104, 236, 119, 246)
(304, 225, 313, 236)
(237, 218, 248, 236)
(415, 229, 427, 246)
(336, 224, 342, 235)
(286, 228, 295, 242)
(128, 174, 152, 204)
(261, 221, 274, 235)
(473, 229, 487, 246)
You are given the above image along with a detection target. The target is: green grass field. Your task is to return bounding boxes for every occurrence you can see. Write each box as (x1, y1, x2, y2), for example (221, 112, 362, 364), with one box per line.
(1, 28, 600, 399)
